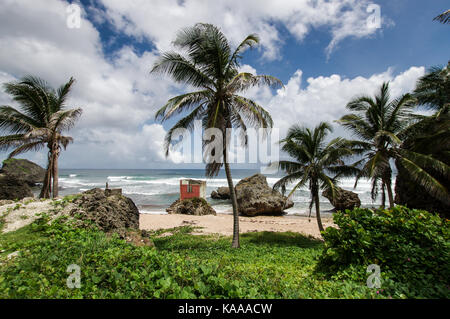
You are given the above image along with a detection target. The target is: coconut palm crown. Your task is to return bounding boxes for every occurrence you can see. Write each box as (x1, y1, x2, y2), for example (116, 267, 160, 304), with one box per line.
(151, 23, 283, 248)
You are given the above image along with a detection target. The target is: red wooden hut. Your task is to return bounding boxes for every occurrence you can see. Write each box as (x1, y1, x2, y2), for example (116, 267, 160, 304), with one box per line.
(179, 179, 206, 200)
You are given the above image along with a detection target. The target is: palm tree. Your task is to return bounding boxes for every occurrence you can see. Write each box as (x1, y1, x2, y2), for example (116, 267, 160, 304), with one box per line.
(395, 64, 450, 215)
(0, 76, 82, 199)
(151, 23, 282, 248)
(338, 82, 449, 208)
(272, 122, 358, 233)
(433, 9, 450, 24)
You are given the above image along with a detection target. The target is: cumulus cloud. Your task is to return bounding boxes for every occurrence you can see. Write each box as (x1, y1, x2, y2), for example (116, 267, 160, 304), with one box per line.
(98, 0, 390, 60)
(243, 66, 425, 143)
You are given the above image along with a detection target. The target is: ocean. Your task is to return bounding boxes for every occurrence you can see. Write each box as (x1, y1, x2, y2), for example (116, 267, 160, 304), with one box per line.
(56, 169, 384, 216)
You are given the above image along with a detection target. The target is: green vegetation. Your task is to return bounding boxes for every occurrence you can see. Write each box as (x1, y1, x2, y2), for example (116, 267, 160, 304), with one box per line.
(1, 207, 447, 299)
(1, 158, 30, 174)
(317, 206, 449, 298)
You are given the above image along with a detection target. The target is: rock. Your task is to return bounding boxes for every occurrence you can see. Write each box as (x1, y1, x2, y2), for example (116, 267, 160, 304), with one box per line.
(211, 187, 231, 200)
(167, 197, 216, 216)
(235, 174, 294, 216)
(0, 158, 46, 186)
(0, 174, 34, 200)
(69, 188, 140, 238)
(322, 187, 361, 211)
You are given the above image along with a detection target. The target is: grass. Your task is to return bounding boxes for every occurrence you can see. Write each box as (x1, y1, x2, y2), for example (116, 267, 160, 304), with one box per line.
(0, 217, 383, 299)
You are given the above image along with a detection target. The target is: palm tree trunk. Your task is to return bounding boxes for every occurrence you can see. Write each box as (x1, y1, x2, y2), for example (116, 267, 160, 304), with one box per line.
(313, 183, 324, 233)
(52, 145, 60, 199)
(314, 194, 324, 233)
(39, 150, 53, 199)
(381, 182, 386, 209)
(382, 167, 394, 208)
(223, 148, 240, 248)
(385, 180, 394, 209)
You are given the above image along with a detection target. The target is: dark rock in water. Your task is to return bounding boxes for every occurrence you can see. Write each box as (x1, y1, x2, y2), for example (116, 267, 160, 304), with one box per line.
(167, 197, 216, 216)
(0, 174, 34, 200)
(211, 187, 231, 200)
(0, 158, 46, 186)
(235, 174, 294, 217)
(322, 187, 361, 211)
(69, 188, 140, 238)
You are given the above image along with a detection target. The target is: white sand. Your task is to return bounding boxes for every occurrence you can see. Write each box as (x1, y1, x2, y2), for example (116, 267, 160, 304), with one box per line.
(139, 213, 335, 239)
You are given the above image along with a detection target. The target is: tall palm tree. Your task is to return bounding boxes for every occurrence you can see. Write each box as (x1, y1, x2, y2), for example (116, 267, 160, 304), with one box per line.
(151, 23, 282, 248)
(0, 76, 82, 199)
(433, 9, 450, 24)
(272, 122, 358, 233)
(338, 82, 449, 208)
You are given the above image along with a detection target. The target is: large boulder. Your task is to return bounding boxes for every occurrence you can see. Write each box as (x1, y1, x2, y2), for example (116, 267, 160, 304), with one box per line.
(235, 174, 294, 217)
(322, 187, 361, 211)
(166, 197, 216, 216)
(0, 158, 46, 185)
(0, 174, 34, 200)
(69, 188, 140, 237)
(211, 187, 231, 200)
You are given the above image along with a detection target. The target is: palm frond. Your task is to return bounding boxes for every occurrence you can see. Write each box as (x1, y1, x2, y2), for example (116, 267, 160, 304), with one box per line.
(151, 51, 214, 89)
(397, 156, 449, 204)
(433, 9, 450, 24)
(155, 90, 210, 121)
(163, 104, 205, 157)
(7, 141, 44, 158)
(227, 73, 283, 93)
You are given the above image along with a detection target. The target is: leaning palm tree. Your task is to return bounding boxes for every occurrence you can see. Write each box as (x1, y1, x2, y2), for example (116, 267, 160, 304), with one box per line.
(338, 82, 449, 208)
(0, 76, 82, 199)
(272, 122, 358, 233)
(151, 23, 282, 248)
(433, 9, 450, 24)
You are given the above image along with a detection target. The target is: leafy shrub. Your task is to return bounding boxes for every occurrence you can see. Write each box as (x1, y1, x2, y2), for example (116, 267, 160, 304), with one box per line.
(317, 206, 450, 298)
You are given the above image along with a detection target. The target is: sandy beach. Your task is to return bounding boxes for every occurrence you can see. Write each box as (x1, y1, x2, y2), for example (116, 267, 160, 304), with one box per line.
(139, 213, 335, 239)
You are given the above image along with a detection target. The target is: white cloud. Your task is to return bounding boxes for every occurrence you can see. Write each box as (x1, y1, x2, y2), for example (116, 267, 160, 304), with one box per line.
(99, 0, 391, 60)
(244, 66, 425, 141)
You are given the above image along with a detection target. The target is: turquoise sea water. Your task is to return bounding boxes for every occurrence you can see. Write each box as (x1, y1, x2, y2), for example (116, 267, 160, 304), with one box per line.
(56, 169, 383, 216)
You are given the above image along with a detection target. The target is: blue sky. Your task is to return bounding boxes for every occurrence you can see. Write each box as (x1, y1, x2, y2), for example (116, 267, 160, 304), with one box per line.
(0, 0, 448, 169)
